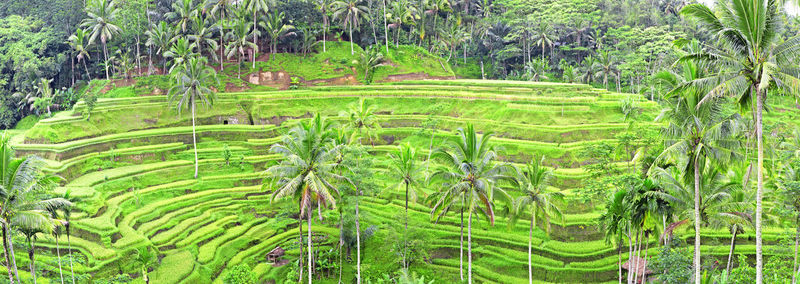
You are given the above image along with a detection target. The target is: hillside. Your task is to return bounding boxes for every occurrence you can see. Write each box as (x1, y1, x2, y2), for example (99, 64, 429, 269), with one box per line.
(8, 79, 798, 283)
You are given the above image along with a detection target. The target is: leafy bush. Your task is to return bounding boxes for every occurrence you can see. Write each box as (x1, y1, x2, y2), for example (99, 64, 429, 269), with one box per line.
(222, 264, 256, 284)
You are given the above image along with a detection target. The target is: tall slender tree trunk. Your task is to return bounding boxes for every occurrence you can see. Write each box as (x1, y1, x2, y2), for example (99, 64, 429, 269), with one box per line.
(338, 213, 343, 283)
(298, 206, 303, 283)
(618, 236, 623, 284)
(349, 23, 354, 55)
(71, 55, 75, 86)
(529, 206, 536, 284)
(7, 227, 20, 283)
(627, 224, 633, 284)
(56, 235, 64, 284)
(404, 181, 409, 269)
(220, 18, 225, 71)
(694, 159, 701, 284)
(727, 226, 738, 276)
(307, 206, 312, 284)
(382, 0, 389, 54)
(28, 239, 35, 284)
(192, 104, 199, 179)
(252, 10, 258, 69)
(460, 195, 464, 281)
(3, 225, 14, 284)
(755, 89, 764, 284)
(643, 236, 650, 283)
(468, 207, 473, 284)
(67, 226, 75, 284)
(136, 35, 142, 76)
(356, 194, 361, 284)
(792, 217, 799, 284)
(632, 229, 641, 284)
(103, 43, 110, 80)
(82, 60, 92, 81)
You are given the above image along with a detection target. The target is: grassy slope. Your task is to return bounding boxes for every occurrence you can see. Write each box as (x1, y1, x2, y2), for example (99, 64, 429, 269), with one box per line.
(10, 79, 799, 283)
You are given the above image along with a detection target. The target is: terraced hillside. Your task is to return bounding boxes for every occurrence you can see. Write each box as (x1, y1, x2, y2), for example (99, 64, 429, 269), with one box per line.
(9, 79, 797, 283)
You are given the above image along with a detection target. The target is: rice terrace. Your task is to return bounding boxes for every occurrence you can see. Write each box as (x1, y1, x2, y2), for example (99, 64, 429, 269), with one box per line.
(1, 0, 800, 283)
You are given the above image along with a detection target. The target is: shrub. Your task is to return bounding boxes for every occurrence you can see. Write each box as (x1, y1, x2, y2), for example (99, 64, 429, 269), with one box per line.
(222, 264, 256, 284)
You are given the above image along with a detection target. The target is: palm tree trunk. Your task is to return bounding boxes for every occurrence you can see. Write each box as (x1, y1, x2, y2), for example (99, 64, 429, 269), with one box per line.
(356, 195, 361, 284)
(219, 21, 225, 71)
(460, 195, 464, 281)
(755, 89, 764, 284)
(643, 236, 650, 283)
(56, 235, 64, 284)
(7, 227, 20, 284)
(67, 227, 75, 284)
(3, 225, 14, 284)
(727, 226, 738, 276)
(298, 203, 304, 283)
(528, 206, 535, 284)
(632, 229, 641, 284)
(192, 104, 199, 179)
(82, 60, 92, 81)
(793, 217, 799, 284)
(694, 159, 701, 284)
(103, 42, 110, 80)
(382, 0, 389, 54)
(468, 207, 473, 284)
(28, 239, 35, 284)
(627, 224, 632, 284)
(71, 55, 75, 86)
(618, 236, 623, 284)
(338, 213, 343, 283)
(404, 181, 409, 269)
(252, 10, 258, 69)
(349, 22, 354, 55)
(307, 206, 312, 284)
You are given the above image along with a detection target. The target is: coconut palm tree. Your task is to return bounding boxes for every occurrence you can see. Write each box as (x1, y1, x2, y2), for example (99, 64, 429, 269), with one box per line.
(314, 0, 333, 52)
(58, 190, 77, 284)
(259, 11, 296, 58)
(167, 56, 218, 179)
(594, 50, 618, 90)
(600, 189, 630, 284)
(46, 207, 67, 284)
(679, 2, 800, 280)
(332, 0, 369, 54)
(0, 132, 70, 283)
(580, 55, 596, 84)
(512, 156, 563, 284)
(205, 0, 236, 69)
(225, 11, 255, 79)
(145, 21, 175, 75)
(188, 15, 219, 63)
(245, 0, 272, 67)
(429, 124, 514, 284)
(385, 143, 425, 268)
(19, 227, 43, 284)
(264, 114, 350, 284)
(82, 0, 121, 80)
(340, 97, 381, 146)
(135, 247, 156, 284)
(163, 37, 198, 73)
(532, 21, 554, 61)
(166, 0, 198, 34)
(651, 84, 742, 283)
(353, 46, 386, 83)
(67, 28, 92, 81)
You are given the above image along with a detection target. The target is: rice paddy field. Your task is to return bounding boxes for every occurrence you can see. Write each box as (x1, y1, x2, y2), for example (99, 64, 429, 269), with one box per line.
(8, 79, 799, 283)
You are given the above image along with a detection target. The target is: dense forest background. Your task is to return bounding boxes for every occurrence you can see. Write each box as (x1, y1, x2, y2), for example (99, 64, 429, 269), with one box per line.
(1, 0, 798, 129)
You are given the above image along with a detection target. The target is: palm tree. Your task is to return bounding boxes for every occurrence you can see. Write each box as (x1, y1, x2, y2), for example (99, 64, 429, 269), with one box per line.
(0, 132, 70, 283)
(145, 21, 175, 75)
(245, 0, 272, 68)
(205, 0, 236, 69)
(59, 190, 77, 284)
(19, 227, 43, 284)
(600, 189, 629, 284)
(163, 37, 198, 73)
(259, 11, 296, 58)
(429, 124, 514, 283)
(532, 21, 553, 61)
(167, 57, 219, 179)
(315, 0, 333, 52)
(166, 0, 198, 34)
(67, 28, 92, 81)
(82, 0, 121, 80)
(188, 15, 219, 63)
(353, 46, 386, 83)
(135, 247, 156, 284)
(46, 207, 67, 284)
(332, 0, 369, 54)
(264, 114, 350, 284)
(679, 2, 800, 280)
(651, 83, 742, 283)
(594, 50, 618, 90)
(579, 55, 596, 84)
(225, 14, 256, 79)
(780, 161, 800, 284)
(512, 156, 563, 284)
(385, 143, 424, 268)
(340, 97, 381, 145)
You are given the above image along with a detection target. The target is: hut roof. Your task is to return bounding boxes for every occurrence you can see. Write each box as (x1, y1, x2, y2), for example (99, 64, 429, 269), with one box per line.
(622, 256, 652, 276)
(267, 246, 285, 256)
